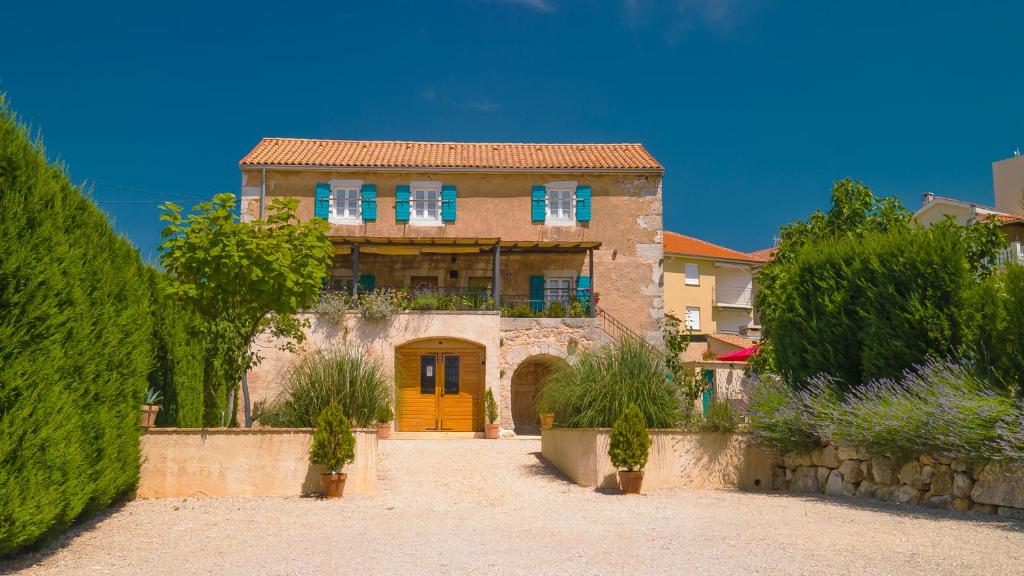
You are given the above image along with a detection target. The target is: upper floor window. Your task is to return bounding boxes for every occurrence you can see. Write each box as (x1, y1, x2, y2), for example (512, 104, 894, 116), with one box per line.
(330, 180, 362, 222)
(685, 263, 700, 286)
(546, 181, 576, 225)
(411, 181, 441, 225)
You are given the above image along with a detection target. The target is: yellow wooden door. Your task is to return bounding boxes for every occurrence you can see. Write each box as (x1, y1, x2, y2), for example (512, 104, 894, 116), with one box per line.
(396, 340, 483, 432)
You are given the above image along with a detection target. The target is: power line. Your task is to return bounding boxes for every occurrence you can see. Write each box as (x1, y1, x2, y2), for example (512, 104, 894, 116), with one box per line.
(79, 179, 215, 202)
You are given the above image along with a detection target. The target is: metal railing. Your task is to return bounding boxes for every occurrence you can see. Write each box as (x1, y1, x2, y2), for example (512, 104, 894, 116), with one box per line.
(997, 241, 1024, 267)
(713, 284, 754, 308)
(499, 288, 591, 317)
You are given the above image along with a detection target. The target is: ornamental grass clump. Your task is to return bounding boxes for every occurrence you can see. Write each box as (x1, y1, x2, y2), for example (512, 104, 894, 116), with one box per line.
(697, 397, 741, 433)
(609, 404, 651, 472)
(309, 402, 355, 474)
(257, 346, 390, 428)
(537, 337, 680, 428)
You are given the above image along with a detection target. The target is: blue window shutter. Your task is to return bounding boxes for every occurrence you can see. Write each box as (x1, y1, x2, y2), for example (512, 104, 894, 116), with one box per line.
(529, 275, 545, 313)
(315, 183, 331, 220)
(358, 274, 376, 292)
(395, 185, 410, 222)
(576, 185, 592, 222)
(531, 185, 546, 222)
(361, 184, 377, 221)
(575, 276, 591, 311)
(441, 184, 457, 222)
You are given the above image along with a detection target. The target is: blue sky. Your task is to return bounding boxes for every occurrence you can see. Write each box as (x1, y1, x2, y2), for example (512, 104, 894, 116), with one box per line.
(3, 0, 1022, 259)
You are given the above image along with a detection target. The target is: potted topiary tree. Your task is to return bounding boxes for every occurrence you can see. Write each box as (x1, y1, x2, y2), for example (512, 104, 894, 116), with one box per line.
(484, 388, 500, 439)
(309, 402, 355, 498)
(140, 386, 162, 428)
(375, 403, 393, 440)
(609, 404, 651, 494)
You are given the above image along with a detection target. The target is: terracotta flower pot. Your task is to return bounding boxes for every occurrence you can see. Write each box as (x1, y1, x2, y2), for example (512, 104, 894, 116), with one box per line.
(376, 422, 391, 439)
(618, 470, 644, 494)
(539, 412, 555, 430)
(485, 423, 500, 439)
(139, 405, 160, 428)
(320, 472, 347, 498)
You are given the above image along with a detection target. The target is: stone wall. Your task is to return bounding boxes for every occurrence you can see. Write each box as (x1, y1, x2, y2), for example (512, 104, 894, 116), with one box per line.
(138, 428, 378, 498)
(498, 318, 614, 432)
(542, 428, 777, 491)
(774, 443, 1024, 519)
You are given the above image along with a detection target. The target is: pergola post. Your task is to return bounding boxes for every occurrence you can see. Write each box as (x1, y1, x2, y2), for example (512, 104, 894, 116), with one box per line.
(493, 242, 501, 311)
(588, 248, 595, 318)
(351, 244, 360, 297)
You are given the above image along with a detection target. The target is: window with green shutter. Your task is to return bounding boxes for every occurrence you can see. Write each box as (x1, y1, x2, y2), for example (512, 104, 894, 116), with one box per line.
(531, 185, 546, 222)
(361, 184, 377, 221)
(395, 185, 410, 222)
(441, 184, 457, 222)
(314, 183, 331, 220)
(575, 185, 591, 222)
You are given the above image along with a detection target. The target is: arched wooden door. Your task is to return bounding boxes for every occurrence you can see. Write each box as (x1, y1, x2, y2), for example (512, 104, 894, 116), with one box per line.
(395, 338, 485, 432)
(511, 357, 559, 435)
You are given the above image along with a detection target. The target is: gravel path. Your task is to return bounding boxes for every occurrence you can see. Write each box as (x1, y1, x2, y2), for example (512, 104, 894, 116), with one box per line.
(5, 439, 1024, 575)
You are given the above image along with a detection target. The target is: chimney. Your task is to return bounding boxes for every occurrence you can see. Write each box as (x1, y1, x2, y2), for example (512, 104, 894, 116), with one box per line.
(921, 192, 935, 207)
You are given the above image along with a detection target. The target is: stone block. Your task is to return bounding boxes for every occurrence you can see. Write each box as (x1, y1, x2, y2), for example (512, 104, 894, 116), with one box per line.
(951, 458, 971, 473)
(824, 469, 845, 496)
(783, 452, 813, 469)
(892, 485, 922, 505)
(860, 460, 872, 481)
(971, 461, 1024, 508)
(856, 480, 877, 498)
(953, 472, 974, 499)
(952, 497, 972, 512)
(812, 446, 840, 468)
(791, 466, 820, 493)
(874, 484, 899, 502)
(924, 495, 953, 509)
(816, 466, 831, 491)
(925, 464, 953, 498)
(836, 445, 870, 461)
(997, 506, 1024, 521)
(972, 503, 997, 515)
(785, 468, 794, 482)
(838, 459, 865, 483)
(872, 457, 897, 484)
(898, 461, 928, 490)
(842, 482, 858, 496)
(771, 467, 787, 490)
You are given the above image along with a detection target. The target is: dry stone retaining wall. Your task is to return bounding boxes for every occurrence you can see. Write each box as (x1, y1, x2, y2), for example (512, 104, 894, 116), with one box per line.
(774, 443, 1024, 519)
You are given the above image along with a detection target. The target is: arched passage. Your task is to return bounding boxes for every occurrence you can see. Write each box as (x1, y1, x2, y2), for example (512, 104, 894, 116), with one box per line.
(511, 355, 567, 435)
(395, 337, 486, 432)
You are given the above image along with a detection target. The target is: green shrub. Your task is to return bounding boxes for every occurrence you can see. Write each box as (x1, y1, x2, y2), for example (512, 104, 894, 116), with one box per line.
(485, 388, 498, 424)
(374, 403, 393, 424)
(309, 402, 355, 473)
(501, 305, 534, 318)
(543, 301, 566, 318)
(538, 337, 681, 428)
(745, 376, 823, 453)
(609, 404, 650, 471)
(0, 100, 152, 556)
(697, 397, 741, 433)
(257, 346, 391, 428)
(314, 291, 353, 324)
(962, 265, 1024, 398)
(359, 289, 400, 322)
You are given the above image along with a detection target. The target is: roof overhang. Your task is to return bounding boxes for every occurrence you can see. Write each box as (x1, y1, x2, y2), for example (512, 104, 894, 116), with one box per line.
(328, 236, 600, 255)
(241, 164, 662, 175)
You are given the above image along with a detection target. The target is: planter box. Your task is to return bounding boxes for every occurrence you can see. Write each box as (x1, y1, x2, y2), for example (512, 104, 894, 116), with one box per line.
(138, 427, 378, 498)
(541, 428, 776, 491)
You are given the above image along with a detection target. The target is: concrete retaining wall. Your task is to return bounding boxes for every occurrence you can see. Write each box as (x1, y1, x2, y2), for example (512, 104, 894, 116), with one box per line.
(541, 428, 777, 490)
(138, 428, 378, 498)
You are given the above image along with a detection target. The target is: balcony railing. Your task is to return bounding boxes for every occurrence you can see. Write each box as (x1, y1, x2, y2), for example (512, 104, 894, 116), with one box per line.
(500, 288, 591, 318)
(713, 284, 754, 309)
(997, 241, 1024, 267)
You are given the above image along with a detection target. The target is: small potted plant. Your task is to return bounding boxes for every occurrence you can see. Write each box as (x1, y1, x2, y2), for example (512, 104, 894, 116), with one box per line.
(309, 402, 355, 498)
(375, 403, 393, 440)
(140, 386, 162, 428)
(484, 388, 500, 439)
(609, 404, 651, 495)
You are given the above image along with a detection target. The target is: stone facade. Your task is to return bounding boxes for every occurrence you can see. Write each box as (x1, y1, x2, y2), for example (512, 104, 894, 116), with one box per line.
(774, 443, 1024, 518)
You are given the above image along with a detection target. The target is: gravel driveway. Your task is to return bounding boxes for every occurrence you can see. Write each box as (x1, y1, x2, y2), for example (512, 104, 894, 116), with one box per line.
(5, 438, 1024, 575)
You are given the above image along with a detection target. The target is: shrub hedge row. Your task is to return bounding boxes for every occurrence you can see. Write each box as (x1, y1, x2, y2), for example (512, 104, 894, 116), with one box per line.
(0, 102, 209, 556)
(0, 103, 155, 556)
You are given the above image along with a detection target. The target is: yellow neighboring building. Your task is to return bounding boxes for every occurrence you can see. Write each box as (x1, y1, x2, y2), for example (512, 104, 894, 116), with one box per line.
(663, 231, 771, 360)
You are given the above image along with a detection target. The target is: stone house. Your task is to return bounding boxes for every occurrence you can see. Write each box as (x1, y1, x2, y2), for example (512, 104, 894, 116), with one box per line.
(239, 138, 664, 436)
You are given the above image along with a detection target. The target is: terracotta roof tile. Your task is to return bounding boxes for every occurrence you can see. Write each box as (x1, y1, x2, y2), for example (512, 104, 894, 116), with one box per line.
(664, 231, 764, 263)
(239, 138, 663, 172)
(746, 247, 777, 262)
(708, 333, 757, 349)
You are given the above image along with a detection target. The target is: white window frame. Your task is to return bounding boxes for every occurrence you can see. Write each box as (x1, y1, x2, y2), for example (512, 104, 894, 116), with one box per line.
(684, 263, 700, 286)
(685, 306, 701, 331)
(545, 276, 574, 307)
(329, 179, 362, 224)
(410, 181, 442, 226)
(545, 181, 577, 226)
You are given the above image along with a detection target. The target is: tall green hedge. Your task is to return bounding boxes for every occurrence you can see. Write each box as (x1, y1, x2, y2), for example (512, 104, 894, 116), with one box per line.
(147, 269, 207, 428)
(0, 102, 153, 555)
(771, 225, 973, 388)
(962, 265, 1024, 396)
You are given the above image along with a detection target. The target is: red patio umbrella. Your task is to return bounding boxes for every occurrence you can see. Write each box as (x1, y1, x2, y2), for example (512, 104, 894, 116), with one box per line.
(716, 344, 758, 362)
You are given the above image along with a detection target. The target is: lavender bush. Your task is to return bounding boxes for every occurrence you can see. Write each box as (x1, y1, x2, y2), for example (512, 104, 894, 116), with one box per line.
(748, 359, 1024, 460)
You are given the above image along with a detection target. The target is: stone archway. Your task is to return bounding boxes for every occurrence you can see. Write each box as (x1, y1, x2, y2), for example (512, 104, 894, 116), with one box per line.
(510, 355, 566, 435)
